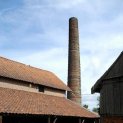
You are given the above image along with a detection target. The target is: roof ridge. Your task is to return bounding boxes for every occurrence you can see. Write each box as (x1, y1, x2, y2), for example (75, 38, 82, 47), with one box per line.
(98, 51, 123, 81)
(0, 56, 51, 73)
(0, 56, 26, 66)
(28, 64, 54, 74)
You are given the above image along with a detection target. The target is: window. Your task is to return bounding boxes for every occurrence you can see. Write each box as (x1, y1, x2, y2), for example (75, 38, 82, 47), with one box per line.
(39, 86, 44, 92)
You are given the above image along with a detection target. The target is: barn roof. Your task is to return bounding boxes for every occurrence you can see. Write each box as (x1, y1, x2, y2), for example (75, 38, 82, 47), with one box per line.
(0, 56, 70, 91)
(0, 87, 99, 118)
(91, 52, 123, 93)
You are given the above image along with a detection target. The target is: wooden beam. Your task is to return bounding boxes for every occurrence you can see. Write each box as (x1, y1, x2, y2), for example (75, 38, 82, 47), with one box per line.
(48, 116, 50, 123)
(53, 118, 57, 123)
(82, 119, 85, 123)
(94, 119, 100, 123)
(0, 116, 2, 123)
(79, 118, 81, 123)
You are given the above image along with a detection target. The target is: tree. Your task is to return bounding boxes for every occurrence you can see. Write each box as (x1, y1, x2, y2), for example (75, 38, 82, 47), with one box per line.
(92, 107, 99, 113)
(92, 96, 100, 114)
(83, 104, 88, 109)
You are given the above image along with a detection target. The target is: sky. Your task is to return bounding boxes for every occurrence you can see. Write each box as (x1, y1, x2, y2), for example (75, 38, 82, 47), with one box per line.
(0, 0, 123, 110)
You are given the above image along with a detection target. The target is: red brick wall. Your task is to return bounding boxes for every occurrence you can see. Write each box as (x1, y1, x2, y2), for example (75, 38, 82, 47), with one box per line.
(67, 17, 81, 105)
(101, 116, 123, 123)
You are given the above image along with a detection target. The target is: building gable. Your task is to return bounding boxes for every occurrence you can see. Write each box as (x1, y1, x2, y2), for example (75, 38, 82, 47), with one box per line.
(92, 52, 123, 93)
(0, 56, 70, 91)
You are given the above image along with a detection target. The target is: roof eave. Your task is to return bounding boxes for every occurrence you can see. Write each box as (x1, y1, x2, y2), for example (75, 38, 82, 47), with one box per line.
(0, 112, 99, 118)
(91, 79, 102, 94)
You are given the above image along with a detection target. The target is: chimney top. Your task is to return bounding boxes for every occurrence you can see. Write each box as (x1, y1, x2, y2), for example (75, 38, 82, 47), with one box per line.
(69, 17, 78, 29)
(69, 17, 78, 21)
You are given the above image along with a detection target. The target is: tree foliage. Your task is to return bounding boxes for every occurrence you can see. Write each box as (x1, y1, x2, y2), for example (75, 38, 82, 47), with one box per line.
(92, 107, 99, 113)
(83, 104, 88, 109)
(92, 96, 100, 114)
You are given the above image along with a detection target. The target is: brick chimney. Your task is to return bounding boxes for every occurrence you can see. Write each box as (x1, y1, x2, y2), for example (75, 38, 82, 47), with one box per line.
(67, 17, 81, 105)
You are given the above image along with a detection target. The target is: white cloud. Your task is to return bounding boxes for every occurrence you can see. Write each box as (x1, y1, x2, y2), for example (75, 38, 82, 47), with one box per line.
(18, 48, 68, 83)
(24, 0, 85, 9)
(83, 94, 99, 110)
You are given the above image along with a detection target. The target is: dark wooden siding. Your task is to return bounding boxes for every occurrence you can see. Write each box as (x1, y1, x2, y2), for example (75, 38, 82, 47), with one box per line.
(100, 83, 114, 115)
(113, 83, 121, 114)
(100, 79, 123, 115)
(101, 116, 123, 123)
(121, 83, 123, 113)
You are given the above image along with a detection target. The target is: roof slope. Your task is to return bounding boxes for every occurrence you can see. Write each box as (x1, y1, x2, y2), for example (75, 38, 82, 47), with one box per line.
(0, 87, 98, 118)
(0, 56, 70, 91)
(92, 52, 123, 93)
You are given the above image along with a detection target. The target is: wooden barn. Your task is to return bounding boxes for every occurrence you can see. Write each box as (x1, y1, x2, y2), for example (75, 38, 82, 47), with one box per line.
(91, 52, 123, 123)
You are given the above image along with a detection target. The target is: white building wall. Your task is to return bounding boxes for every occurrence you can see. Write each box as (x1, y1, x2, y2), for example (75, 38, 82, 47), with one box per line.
(0, 77, 38, 92)
(0, 77, 66, 97)
(44, 88, 65, 97)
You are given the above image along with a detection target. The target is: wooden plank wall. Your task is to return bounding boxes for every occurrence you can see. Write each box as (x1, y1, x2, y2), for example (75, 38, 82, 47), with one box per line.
(120, 82, 123, 113)
(102, 116, 123, 123)
(100, 79, 123, 115)
(113, 82, 121, 114)
(100, 83, 114, 114)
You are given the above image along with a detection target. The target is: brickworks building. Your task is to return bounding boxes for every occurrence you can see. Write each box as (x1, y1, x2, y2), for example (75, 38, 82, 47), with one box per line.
(0, 17, 99, 123)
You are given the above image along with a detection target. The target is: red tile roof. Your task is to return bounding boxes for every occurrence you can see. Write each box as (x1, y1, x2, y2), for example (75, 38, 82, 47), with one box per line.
(0, 87, 99, 118)
(0, 57, 70, 91)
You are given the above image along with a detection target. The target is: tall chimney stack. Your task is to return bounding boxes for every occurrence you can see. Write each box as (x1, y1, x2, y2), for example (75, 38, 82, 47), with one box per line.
(67, 17, 81, 105)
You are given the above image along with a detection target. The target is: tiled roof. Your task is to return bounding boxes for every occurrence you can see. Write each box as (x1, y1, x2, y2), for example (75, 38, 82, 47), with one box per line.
(0, 87, 98, 118)
(0, 57, 70, 91)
